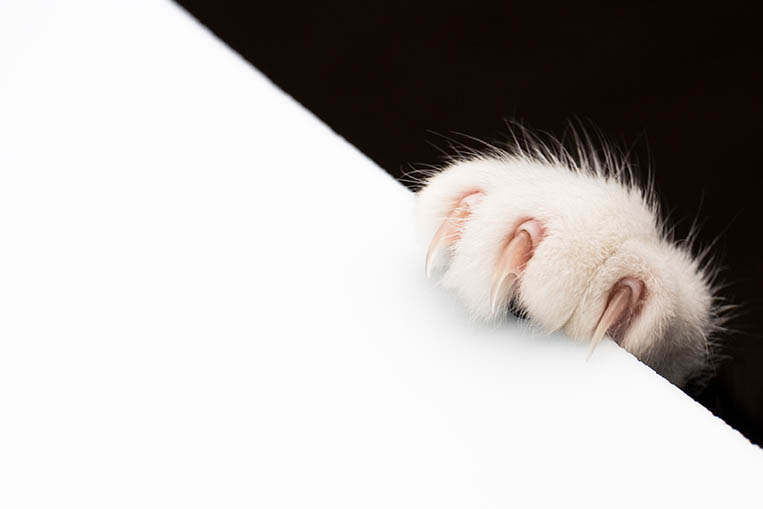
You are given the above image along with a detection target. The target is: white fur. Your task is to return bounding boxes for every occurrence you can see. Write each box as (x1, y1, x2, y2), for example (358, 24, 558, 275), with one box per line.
(417, 149, 718, 387)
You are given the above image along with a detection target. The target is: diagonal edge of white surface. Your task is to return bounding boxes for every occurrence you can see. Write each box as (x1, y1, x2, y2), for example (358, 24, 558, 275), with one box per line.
(0, 0, 760, 507)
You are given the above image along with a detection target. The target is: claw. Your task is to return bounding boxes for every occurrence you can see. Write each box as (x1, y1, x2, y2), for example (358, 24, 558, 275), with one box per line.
(490, 271, 518, 315)
(425, 216, 460, 279)
(489, 222, 537, 315)
(425, 192, 483, 278)
(588, 277, 644, 357)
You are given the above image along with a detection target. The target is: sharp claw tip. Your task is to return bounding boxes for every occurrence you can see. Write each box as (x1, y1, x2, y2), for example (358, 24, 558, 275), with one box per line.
(586, 336, 603, 361)
(489, 271, 516, 317)
(490, 295, 500, 316)
(425, 243, 441, 280)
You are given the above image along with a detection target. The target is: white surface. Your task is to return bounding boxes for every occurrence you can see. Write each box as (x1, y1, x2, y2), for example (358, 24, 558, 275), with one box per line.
(0, 1, 761, 507)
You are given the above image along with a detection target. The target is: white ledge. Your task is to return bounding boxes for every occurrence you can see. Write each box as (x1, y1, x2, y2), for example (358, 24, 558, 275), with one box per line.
(0, 1, 761, 507)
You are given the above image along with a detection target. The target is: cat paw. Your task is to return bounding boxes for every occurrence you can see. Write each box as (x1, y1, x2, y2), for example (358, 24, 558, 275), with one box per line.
(417, 153, 718, 386)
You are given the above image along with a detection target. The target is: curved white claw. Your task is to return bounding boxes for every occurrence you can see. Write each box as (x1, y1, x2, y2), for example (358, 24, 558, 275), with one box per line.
(490, 271, 518, 316)
(425, 192, 483, 278)
(489, 226, 535, 316)
(588, 278, 644, 358)
(425, 216, 459, 279)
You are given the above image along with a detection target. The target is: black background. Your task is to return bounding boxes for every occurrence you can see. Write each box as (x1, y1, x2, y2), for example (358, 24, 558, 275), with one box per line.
(176, 1, 762, 445)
